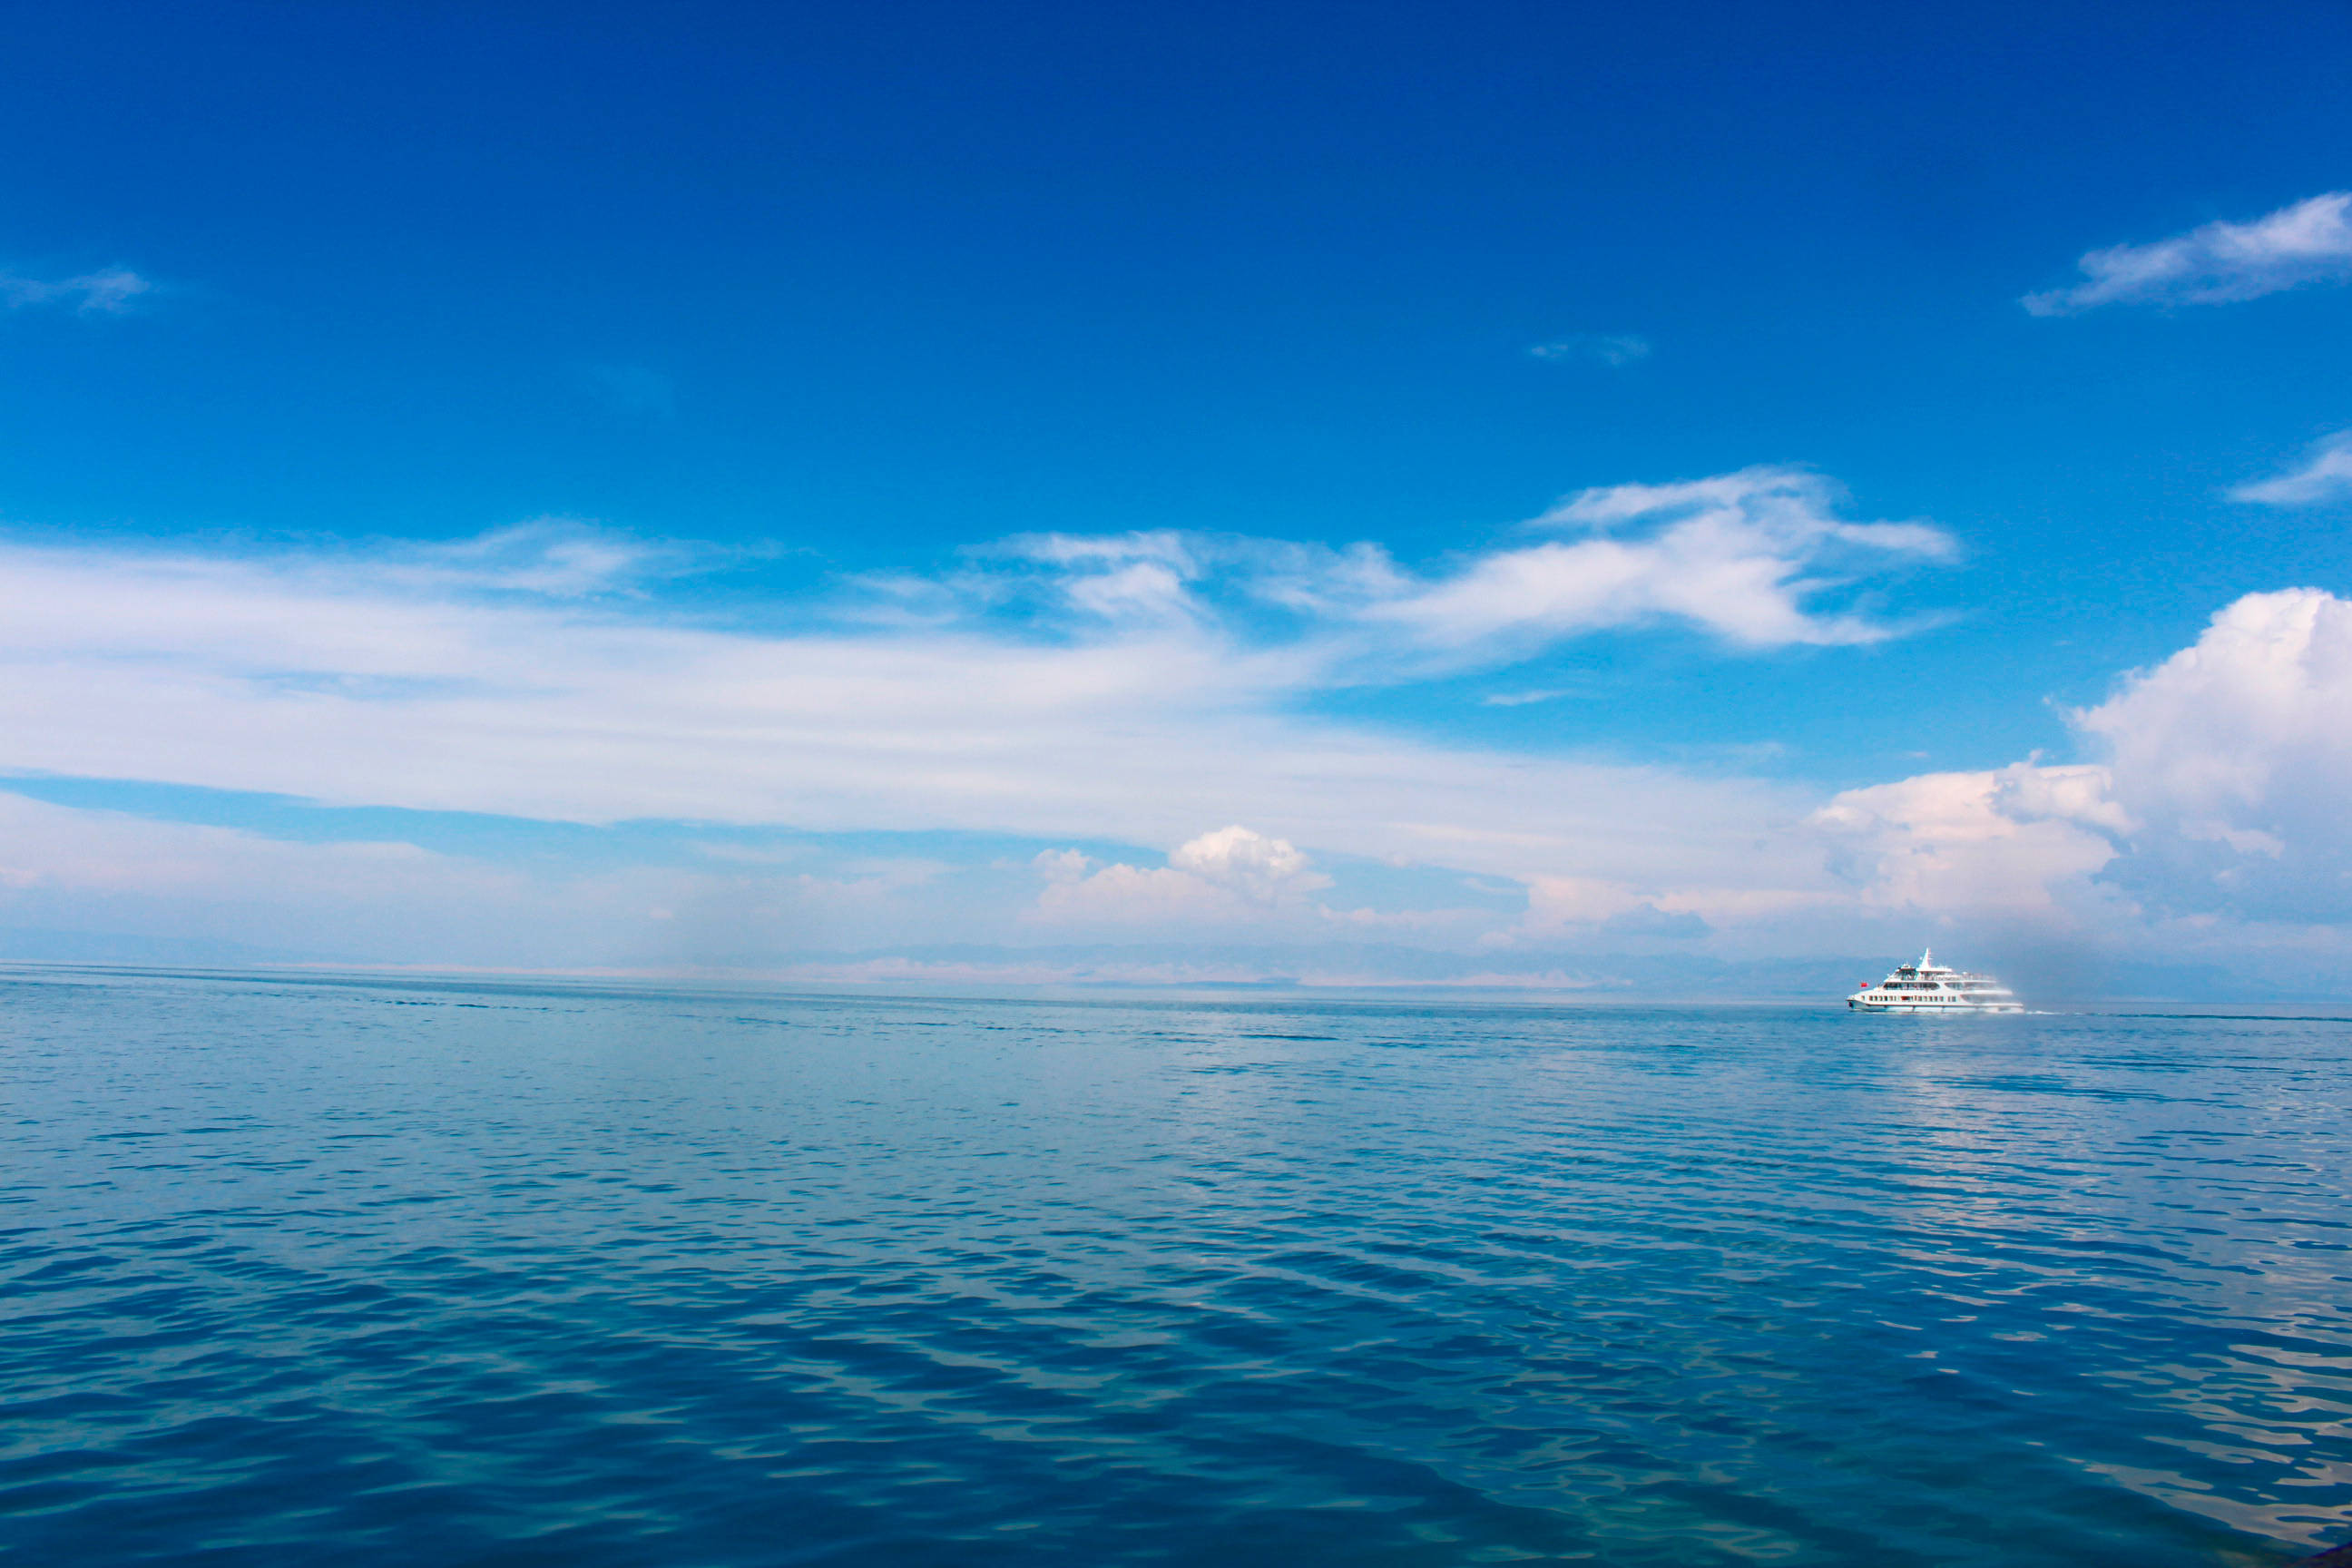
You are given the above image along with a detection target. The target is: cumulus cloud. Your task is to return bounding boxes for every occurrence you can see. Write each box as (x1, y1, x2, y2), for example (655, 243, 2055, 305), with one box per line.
(1530, 333, 1651, 367)
(1811, 763, 2125, 920)
(1031, 828, 1333, 927)
(2073, 588, 2352, 923)
(1809, 588, 2352, 948)
(2230, 430, 2352, 508)
(0, 266, 153, 314)
(2024, 191, 2352, 314)
(1168, 825, 1330, 900)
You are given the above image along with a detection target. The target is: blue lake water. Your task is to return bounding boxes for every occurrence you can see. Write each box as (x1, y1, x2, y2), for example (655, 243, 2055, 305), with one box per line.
(3, 967, 2348, 1567)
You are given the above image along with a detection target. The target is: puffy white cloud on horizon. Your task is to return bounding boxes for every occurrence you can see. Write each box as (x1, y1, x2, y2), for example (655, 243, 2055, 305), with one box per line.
(2230, 431, 2352, 508)
(2024, 191, 2352, 314)
(1802, 589, 2352, 961)
(0, 265, 153, 314)
(1810, 763, 2126, 924)
(1168, 826, 1330, 901)
(1030, 827, 1338, 929)
(2074, 588, 2352, 924)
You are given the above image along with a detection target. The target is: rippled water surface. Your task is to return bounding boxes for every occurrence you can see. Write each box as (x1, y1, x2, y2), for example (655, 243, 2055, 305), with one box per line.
(4, 968, 2349, 1567)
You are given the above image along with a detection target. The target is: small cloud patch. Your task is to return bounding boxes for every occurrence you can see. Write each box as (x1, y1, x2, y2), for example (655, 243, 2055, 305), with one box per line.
(2024, 191, 2352, 314)
(1530, 333, 1651, 367)
(2230, 430, 2352, 508)
(1, 266, 154, 314)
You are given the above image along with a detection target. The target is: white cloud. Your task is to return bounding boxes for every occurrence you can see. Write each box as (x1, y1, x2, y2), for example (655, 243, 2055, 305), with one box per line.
(1810, 588, 2352, 947)
(1167, 825, 1329, 900)
(2024, 191, 2352, 314)
(6, 495, 2352, 987)
(0, 468, 1954, 867)
(1361, 466, 1955, 657)
(1030, 827, 1334, 928)
(398, 519, 670, 595)
(2073, 588, 2352, 923)
(1530, 333, 1651, 367)
(985, 467, 1957, 671)
(2230, 430, 2352, 508)
(1032, 848, 1094, 884)
(1030, 860, 1236, 926)
(0, 266, 153, 314)
(1518, 875, 1645, 926)
(0, 519, 1843, 916)
(1811, 763, 2125, 921)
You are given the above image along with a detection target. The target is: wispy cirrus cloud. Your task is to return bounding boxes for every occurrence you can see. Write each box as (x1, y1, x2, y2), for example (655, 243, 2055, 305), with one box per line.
(1530, 332, 1651, 367)
(2230, 430, 2352, 507)
(0, 471, 1943, 929)
(2024, 191, 2352, 315)
(985, 466, 1958, 671)
(0, 525, 1833, 970)
(0, 265, 154, 314)
(1355, 466, 1955, 658)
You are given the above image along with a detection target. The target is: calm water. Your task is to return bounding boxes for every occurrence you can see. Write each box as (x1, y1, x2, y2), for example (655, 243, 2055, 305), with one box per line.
(3, 969, 2348, 1567)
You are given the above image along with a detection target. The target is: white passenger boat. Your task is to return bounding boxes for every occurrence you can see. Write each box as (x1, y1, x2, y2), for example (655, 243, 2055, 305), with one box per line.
(1847, 950, 2022, 1012)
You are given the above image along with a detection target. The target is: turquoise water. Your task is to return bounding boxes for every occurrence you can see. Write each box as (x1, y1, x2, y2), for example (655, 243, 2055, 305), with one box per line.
(3, 968, 2348, 1566)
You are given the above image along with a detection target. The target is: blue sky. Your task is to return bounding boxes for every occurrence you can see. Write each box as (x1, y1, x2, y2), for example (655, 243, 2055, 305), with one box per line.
(2, 1, 2350, 989)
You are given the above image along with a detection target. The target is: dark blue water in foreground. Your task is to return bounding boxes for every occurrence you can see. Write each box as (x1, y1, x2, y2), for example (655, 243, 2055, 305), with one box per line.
(4, 969, 2349, 1567)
